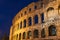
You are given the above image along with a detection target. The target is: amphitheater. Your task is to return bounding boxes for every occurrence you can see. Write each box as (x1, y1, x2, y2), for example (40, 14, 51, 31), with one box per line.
(9, 0, 60, 40)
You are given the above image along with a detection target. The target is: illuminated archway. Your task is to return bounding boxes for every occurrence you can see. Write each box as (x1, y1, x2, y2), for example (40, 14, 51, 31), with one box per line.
(48, 25, 56, 36)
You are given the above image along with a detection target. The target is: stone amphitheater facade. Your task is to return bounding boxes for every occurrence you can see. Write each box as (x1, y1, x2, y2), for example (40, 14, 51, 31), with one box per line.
(9, 0, 60, 40)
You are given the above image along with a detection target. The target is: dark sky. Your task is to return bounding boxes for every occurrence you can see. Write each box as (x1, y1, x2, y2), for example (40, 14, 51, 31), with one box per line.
(0, 0, 38, 36)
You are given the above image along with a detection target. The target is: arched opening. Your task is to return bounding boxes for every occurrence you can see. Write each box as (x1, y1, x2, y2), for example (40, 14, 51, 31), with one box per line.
(34, 5, 37, 9)
(28, 17, 32, 26)
(23, 32, 26, 39)
(27, 31, 32, 39)
(29, 8, 31, 12)
(19, 33, 21, 40)
(47, 7, 54, 12)
(16, 34, 18, 40)
(48, 25, 56, 36)
(20, 22, 22, 29)
(33, 29, 39, 38)
(58, 5, 60, 14)
(41, 29, 45, 38)
(58, 5, 60, 9)
(23, 19, 26, 28)
(34, 15, 38, 24)
(41, 13, 44, 23)
(47, 7, 54, 18)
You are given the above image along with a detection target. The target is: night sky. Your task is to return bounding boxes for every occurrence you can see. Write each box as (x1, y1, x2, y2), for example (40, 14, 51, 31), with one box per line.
(0, 0, 38, 36)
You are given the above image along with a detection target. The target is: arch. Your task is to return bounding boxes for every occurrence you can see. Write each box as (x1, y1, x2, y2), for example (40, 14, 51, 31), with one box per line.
(23, 32, 26, 39)
(33, 29, 39, 38)
(34, 15, 38, 24)
(24, 11, 27, 15)
(34, 5, 37, 9)
(29, 8, 31, 12)
(48, 25, 56, 36)
(41, 13, 44, 23)
(58, 5, 60, 9)
(27, 31, 32, 39)
(20, 22, 22, 29)
(16, 34, 18, 40)
(58, 5, 60, 14)
(28, 17, 32, 26)
(47, 7, 54, 12)
(41, 29, 45, 38)
(19, 33, 21, 40)
(23, 19, 26, 28)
